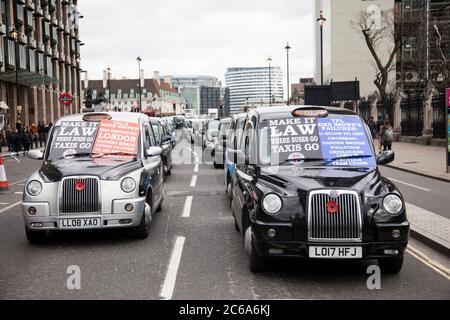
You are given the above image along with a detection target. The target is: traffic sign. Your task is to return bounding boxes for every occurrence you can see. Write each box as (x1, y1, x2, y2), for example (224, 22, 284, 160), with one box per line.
(60, 93, 74, 106)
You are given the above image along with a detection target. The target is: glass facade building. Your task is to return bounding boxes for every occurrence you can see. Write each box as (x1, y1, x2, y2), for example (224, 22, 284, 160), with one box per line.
(225, 67, 284, 115)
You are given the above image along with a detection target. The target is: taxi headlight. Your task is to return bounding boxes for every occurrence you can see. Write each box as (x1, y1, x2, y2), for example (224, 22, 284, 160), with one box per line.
(26, 180, 42, 196)
(383, 194, 403, 215)
(262, 194, 282, 215)
(121, 178, 136, 193)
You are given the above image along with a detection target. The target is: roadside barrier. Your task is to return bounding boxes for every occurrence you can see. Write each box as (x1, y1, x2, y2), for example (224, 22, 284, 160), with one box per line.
(0, 156, 8, 192)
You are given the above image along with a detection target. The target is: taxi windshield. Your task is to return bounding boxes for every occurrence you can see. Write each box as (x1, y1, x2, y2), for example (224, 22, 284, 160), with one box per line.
(46, 120, 141, 161)
(259, 114, 376, 168)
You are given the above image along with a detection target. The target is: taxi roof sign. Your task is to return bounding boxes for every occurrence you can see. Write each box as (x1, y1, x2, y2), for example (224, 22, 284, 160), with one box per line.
(292, 108, 328, 118)
(82, 113, 112, 122)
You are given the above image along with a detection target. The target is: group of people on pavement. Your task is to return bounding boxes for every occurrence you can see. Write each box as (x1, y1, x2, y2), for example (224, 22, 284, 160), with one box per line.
(365, 116, 394, 151)
(0, 122, 53, 155)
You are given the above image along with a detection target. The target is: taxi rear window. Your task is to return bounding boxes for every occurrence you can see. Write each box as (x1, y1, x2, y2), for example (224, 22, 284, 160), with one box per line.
(260, 115, 376, 167)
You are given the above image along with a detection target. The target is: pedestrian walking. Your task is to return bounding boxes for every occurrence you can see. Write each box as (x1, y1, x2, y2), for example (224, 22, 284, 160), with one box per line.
(38, 122, 45, 147)
(22, 129, 32, 155)
(379, 120, 394, 151)
(367, 117, 377, 139)
(6, 125, 13, 152)
(11, 130, 23, 156)
(30, 123, 38, 149)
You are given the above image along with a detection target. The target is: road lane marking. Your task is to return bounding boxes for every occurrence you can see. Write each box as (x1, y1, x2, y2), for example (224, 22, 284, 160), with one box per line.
(190, 176, 197, 187)
(406, 247, 450, 281)
(0, 201, 22, 214)
(9, 179, 26, 186)
(194, 164, 199, 172)
(160, 236, 186, 300)
(407, 245, 450, 277)
(15, 192, 23, 195)
(388, 178, 431, 192)
(182, 196, 193, 218)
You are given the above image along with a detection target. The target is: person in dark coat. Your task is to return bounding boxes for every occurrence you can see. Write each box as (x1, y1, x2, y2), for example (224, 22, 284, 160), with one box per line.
(11, 130, 23, 156)
(22, 129, 32, 155)
(367, 117, 377, 139)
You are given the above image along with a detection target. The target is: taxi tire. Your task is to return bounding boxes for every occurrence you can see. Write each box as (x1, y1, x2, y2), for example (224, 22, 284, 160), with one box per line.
(132, 214, 150, 240)
(378, 256, 404, 274)
(249, 239, 268, 273)
(25, 227, 47, 244)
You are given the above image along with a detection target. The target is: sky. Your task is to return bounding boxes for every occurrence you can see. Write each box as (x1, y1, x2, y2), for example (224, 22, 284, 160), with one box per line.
(78, 0, 315, 91)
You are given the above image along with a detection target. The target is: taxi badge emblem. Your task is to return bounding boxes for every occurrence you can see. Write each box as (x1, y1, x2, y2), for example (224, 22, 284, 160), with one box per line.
(330, 191, 339, 199)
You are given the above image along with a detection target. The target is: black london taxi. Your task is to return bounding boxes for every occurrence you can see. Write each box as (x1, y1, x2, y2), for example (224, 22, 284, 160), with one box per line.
(149, 118, 173, 177)
(22, 112, 165, 243)
(229, 106, 410, 274)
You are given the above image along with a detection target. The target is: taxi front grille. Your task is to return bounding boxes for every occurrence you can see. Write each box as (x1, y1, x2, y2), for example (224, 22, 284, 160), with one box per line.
(60, 178, 100, 214)
(308, 191, 362, 242)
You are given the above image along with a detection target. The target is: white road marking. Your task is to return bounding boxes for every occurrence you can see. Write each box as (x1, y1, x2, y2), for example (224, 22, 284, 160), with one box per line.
(388, 178, 431, 192)
(188, 148, 198, 157)
(182, 196, 193, 218)
(9, 179, 26, 186)
(0, 201, 22, 214)
(190, 176, 197, 187)
(15, 192, 23, 195)
(160, 236, 186, 300)
(194, 164, 199, 173)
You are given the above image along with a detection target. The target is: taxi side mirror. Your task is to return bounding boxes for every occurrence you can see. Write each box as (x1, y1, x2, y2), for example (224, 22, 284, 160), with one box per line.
(28, 150, 44, 161)
(376, 150, 395, 165)
(147, 146, 163, 157)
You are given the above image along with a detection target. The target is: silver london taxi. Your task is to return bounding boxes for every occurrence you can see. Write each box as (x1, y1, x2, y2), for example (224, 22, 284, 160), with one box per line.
(22, 112, 165, 243)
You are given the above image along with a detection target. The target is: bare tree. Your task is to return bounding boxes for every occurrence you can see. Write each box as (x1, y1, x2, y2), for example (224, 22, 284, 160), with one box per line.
(351, 9, 406, 101)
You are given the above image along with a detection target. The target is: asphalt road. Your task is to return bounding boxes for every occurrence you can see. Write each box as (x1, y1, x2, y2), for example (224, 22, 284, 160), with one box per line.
(0, 139, 449, 300)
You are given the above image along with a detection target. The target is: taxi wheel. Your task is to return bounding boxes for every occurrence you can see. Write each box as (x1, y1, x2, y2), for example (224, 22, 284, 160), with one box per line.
(249, 238, 268, 273)
(378, 256, 404, 274)
(132, 214, 150, 239)
(25, 227, 47, 244)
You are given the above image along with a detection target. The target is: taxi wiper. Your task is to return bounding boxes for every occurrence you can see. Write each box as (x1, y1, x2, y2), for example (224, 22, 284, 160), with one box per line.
(96, 152, 137, 158)
(279, 158, 325, 166)
(54, 153, 95, 161)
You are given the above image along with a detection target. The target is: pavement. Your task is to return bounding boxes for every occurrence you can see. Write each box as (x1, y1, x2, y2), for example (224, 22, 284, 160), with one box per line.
(373, 140, 450, 257)
(0, 136, 448, 300)
(375, 139, 450, 182)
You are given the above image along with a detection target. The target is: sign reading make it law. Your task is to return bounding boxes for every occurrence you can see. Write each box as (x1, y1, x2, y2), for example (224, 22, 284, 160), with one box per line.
(447, 88, 450, 172)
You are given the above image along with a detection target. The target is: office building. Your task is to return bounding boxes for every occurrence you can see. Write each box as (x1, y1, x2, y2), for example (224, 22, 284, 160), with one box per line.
(0, 0, 83, 127)
(171, 75, 221, 88)
(225, 67, 284, 114)
(314, 0, 395, 98)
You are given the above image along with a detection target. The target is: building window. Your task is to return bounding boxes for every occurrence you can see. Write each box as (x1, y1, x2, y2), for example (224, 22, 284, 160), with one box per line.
(28, 48, 36, 72)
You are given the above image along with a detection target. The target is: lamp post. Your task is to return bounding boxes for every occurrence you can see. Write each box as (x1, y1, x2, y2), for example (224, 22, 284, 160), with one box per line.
(137, 56, 142, 112)
(285, 42, 291, 105)
(317, 10, 326, 86)
(267, 56, 272, 106)
(107, 66, 111, 108)
(10, 28, 20, 124)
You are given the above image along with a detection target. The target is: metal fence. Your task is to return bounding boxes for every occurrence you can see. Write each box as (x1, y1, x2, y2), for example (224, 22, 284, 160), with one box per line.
(432, 92, 446, 139)
(401, 94, 424, 136)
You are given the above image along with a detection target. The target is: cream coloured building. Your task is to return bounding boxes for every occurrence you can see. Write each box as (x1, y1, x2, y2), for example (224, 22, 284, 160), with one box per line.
(314, 0, 396, 99)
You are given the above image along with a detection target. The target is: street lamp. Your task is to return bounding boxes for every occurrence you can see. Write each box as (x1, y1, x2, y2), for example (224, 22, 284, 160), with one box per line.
(285, 42, 291, 105)
(317, 10, 326, 86)
(267, 56, 272, 106)
(137, 56, 142, 112)
(10, 28, 20, 124)
(106, 66, 111, 107)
